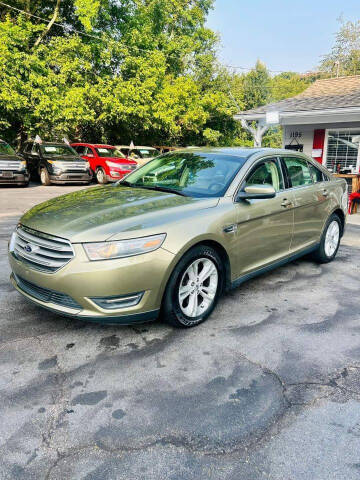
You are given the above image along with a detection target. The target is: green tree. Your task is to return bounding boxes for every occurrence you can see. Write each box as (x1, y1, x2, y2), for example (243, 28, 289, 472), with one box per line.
(0, 0, 229, 146)
(271, 72, 310, 101)
(320, 18, 360, 76)
(242, 60, 271, 110)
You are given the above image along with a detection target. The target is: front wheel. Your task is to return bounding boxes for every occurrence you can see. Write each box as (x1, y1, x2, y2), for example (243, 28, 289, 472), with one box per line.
(312, 213, 341, 264)
(161, 245, 224, 328)
(40, 168, 51, 186)
(96, 168, 107, 184)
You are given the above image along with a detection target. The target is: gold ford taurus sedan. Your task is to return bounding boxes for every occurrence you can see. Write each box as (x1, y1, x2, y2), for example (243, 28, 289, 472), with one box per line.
(8, 148, 347, 328)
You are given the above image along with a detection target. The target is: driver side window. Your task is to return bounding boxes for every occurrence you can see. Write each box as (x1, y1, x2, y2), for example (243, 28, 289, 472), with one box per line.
(246, 159, 284, 192)
(31, 143, 39, 155)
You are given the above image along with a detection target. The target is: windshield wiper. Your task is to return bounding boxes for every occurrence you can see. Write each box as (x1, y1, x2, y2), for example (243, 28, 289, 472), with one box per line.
(118, 181, 188, 197)
(141, 185, 188, 197)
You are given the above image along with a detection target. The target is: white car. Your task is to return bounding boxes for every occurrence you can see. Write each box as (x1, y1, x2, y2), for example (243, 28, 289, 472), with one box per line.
(115, 146, 160, 167)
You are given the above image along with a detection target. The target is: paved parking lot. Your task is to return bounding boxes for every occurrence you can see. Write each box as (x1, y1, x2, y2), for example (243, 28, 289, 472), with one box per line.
(1, 183, 360, 480)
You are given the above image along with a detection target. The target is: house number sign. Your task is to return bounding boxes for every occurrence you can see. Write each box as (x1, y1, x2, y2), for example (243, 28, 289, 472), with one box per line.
(290, 131, 302, 138)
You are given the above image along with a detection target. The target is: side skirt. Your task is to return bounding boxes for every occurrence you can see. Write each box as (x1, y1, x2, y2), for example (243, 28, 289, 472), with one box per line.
(230, 244, 319, 290)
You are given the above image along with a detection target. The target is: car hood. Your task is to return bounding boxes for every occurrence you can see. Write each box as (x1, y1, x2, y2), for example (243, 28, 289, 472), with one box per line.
(0, 154, 23, 162)
(20, 185, 220, 242)
(43, 155, 84, 162)
(102, 157, 136, 164)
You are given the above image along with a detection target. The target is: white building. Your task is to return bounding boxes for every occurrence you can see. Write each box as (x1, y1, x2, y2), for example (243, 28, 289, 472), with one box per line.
(235, 75, 360, 175)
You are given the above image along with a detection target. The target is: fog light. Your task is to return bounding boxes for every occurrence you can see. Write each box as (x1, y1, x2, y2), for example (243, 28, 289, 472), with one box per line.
(90, 292, 144, 310)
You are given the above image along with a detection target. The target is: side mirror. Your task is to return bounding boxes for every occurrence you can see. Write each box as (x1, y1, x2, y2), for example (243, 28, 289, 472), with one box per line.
(236, 184, 276, 201)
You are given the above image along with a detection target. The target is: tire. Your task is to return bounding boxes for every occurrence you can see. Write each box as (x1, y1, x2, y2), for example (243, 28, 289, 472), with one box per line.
(161, 245, 224, 328)
(40, 168, 51, 186)
(312, 213, 342, 264)
(96, 168, 107, 184)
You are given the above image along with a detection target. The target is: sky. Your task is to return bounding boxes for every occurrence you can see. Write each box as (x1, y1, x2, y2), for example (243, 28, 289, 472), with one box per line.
(207, 0, 360, 74)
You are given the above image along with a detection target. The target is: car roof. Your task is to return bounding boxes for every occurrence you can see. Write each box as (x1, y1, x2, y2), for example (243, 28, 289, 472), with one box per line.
(44, 142, 72, 146)
(71, 143, 115, 148)
(170, 147, 312, 160)
(116, 145, 157, 150)
(27, 141, 71, 146)
(161, 147, 262, 160)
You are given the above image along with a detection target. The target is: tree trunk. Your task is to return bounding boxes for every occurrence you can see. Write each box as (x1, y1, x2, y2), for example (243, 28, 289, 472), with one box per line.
(34, 0, 61, 47)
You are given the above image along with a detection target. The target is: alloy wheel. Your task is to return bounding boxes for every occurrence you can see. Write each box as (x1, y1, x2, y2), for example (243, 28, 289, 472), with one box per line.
(178, 258, 218, 318)
(97, 169, 105, 183)
(324, 220, 340, 258)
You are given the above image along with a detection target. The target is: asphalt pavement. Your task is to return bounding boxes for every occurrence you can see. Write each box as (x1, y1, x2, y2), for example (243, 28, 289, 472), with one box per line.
(1, 182, 360, 480)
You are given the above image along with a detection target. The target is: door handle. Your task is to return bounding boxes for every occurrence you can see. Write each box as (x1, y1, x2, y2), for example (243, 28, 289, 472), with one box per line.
(281, 198, 293, 208)
(322, 189, 329, 197)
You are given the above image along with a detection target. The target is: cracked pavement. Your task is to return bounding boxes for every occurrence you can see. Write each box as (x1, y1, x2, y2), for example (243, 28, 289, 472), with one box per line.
(1, 183, 360, 479)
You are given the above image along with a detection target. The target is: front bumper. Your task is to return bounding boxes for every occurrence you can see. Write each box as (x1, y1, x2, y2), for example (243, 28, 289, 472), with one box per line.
(0, 172, 29, 184)
(9, 245, 175, 324)
(49, 172, 92, 184)
(107, 170, 132, 182)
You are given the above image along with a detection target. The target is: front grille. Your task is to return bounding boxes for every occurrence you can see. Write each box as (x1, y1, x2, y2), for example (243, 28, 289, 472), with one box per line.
(14, 274, 82, 310)
(12, 226, 74, 273)
(0, 160, 22, 170)
(60, 162, 87, 170)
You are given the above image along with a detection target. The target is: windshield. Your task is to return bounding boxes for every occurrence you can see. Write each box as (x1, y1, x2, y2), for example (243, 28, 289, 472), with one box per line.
(122, 152, 246, 197)
(129, 149, 159, 159)
(0, 142, 16, 156)
(96, 147, 124, 158)
(40, 145, 77, 157)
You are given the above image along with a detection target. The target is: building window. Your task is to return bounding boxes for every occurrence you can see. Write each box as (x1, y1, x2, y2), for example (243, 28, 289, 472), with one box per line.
(325, 130, 360, 173)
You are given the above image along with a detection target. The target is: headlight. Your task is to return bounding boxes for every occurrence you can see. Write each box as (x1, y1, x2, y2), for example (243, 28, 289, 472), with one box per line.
(47, 160, 63, 173)
(9, 230, 17, 252)
(83, 234, 166, 261)
(85, 161, 90, 169)
(20, 160, 27, 170)
(48, 160, 63, 167)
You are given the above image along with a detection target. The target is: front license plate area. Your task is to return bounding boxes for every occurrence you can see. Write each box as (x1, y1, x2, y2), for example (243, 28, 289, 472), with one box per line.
(1, 171, 13, 178)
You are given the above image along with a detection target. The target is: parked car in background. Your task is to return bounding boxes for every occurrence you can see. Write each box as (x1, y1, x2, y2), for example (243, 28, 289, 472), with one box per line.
(21, 141, 92, 186)
(9, 148, 347, 328)
(0, 140, 29, 187)
(72, 143, 137, 184)
(116, 145, 160, 167)
(154, 146, 179, 154)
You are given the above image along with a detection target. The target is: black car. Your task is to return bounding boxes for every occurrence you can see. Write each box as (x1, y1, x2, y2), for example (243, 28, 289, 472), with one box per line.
(0, 140, 30, 187)
(22, 141, 92, 185)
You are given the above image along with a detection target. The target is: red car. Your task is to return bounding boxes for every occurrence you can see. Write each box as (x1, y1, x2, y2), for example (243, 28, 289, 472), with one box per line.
(71, 143, 138, 184)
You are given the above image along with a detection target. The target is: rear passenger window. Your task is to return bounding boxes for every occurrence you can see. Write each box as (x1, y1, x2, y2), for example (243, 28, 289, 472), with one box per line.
(308, 162, 324, 183)
(23, 143, 32, 153)
(284, 157, 313, 187)
(85, 147, 94, 156)
(75, 146, 86, 155)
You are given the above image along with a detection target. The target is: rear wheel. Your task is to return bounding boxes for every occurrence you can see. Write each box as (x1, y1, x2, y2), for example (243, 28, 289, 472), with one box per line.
(96, 167, 107, 184)
(40, 168, 51, 186)
(312, 213, 341, 263)
(162, 245, 224, 328)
